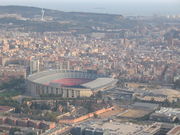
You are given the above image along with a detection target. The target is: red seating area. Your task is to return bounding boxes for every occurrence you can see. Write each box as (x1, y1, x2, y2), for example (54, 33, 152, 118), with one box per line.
(50, 78, 92, 86)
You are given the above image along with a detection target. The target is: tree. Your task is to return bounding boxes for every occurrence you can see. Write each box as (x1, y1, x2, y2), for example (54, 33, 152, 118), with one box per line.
(94, 113, 98, 118)
(9, 128, 20, 135)
(0, 77, 26, 94)
(27, 132, 37, 135)
(96, 91, 102, 99)
(44, 112, 58, 121)
(162, 98, 170, 107)
(174, 79, 180, 89)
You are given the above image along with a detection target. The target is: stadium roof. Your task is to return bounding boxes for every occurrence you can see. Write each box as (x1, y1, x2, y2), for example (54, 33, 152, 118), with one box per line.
(27, 70, 117, 91)
(81, 78, 117, 90)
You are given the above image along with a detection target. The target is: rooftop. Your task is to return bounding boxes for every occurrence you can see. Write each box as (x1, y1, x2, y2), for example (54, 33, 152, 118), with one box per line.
(167, 125, 180, 135)
(81, 78, 117, 90)
(0, 106, 15, 113)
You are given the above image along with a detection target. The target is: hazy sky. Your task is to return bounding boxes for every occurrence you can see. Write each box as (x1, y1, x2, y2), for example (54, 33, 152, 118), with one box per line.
(0, 0, 180, 16)
(1, 0, 179, 4)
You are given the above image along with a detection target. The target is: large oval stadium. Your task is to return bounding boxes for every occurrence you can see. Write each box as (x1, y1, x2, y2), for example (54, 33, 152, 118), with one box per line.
(27, 70, 117, 98)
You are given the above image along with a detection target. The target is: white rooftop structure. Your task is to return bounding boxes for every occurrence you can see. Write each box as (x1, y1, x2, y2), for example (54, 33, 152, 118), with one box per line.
(81, 78, 117, 90)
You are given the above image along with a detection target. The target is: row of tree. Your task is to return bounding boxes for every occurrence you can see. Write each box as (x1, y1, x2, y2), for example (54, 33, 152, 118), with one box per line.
(0, 77, 26, 94)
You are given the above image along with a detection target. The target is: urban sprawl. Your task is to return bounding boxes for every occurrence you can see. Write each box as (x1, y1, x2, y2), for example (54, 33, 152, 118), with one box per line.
(0, 6, 180, 135)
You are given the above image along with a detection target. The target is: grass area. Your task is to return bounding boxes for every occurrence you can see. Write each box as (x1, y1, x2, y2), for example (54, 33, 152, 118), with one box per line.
(0, 90, 21, 97)
(119, 109, 150, 119)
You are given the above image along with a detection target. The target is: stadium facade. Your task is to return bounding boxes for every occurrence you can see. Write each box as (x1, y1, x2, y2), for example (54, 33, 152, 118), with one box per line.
(27, 70, 117, 98)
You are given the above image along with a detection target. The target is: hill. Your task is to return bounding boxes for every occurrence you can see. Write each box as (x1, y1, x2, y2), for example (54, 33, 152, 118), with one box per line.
(0, 5, 138, 32)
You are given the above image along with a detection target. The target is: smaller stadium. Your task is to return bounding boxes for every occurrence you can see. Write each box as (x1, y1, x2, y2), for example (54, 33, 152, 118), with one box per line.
(27, 70, 117, 98)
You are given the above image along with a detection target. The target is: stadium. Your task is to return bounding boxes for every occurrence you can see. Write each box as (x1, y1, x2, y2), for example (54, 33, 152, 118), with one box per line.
(27, 70, 117, 98)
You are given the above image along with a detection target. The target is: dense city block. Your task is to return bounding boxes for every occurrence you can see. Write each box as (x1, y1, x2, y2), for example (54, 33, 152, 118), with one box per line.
(0, 5, 179, 135)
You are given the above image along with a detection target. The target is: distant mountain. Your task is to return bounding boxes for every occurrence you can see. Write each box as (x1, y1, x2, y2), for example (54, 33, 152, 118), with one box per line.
(0, 5, 123, 21)
(0, 5, 138, 32)
(0, 6, 44, 18)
